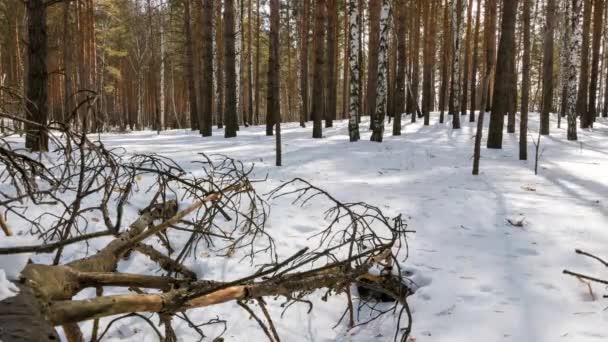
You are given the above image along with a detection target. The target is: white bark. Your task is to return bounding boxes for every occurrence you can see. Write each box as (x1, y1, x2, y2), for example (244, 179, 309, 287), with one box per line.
(370, 0, 391, 142)
(566, 0, 583, 140)
(347, 0, 360, 142)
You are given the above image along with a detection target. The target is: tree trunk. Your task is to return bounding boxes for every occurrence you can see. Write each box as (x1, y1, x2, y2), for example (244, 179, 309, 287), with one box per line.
(348, 0, 361, 141)
(366, 0, 381, 127)
(450, 0, 465, 129)
(487, 0, 518, 149)
(200, 0, 214, 136)
(25, 0, 49, 151)
(393, 0, 406, 134)
(587, 0, 604, 121)
(215, 0, 225, 128)
(421, 0, 432, 125)
(540, 0, 556, 135)
(299, 0, 310, 127)
(439, 0, 450, 123)
(184, 0, 199, 131)
(370, 0, 391, 142)
(224, 0, 238, 138)
(462, 0, 474, 116)
(311, 0, 326, 138)
(520, 0, 531, 160)
(269, 0, 281, 165)
(578, 0, 592, 128)
(565, 0, 583, 140)
(470, 0, 481, 122)
(325, 0, 337, 128)
(62, 0, 73, 125)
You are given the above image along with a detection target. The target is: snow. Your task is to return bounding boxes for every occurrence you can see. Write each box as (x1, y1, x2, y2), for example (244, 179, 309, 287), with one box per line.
(2, 113, 608, 341)
(0, 269, 19, 301)
(0, 236, 35, 280)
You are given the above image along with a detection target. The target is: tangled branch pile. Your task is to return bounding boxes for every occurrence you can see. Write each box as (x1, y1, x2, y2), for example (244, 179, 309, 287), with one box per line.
(0, 117, 414, 342)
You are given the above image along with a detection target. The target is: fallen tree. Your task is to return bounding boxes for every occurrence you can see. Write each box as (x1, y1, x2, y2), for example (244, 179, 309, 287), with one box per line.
(0, 115, 414, 342)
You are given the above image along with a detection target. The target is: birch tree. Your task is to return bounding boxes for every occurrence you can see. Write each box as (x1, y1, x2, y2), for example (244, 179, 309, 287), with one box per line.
(347, 0, 361, 141)
(566, 0, 583, 140)
(450, 0, 465, 129)
(370, 0, 391, 142)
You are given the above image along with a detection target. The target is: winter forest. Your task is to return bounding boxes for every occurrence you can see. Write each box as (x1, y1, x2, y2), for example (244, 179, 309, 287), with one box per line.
(0, 0, 608, 340)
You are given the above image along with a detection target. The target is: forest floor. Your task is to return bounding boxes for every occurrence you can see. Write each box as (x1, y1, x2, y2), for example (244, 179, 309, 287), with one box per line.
(3, 113, 608, 341)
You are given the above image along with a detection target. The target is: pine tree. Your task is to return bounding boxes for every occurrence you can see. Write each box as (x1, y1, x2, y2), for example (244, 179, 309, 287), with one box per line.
(325, 0, 337, 128)
(24, 0, 49, 151)
(520, 0, 531, 160)
(311, 0, 326, 138)
(201, 0, 214, 136)
(487, 0, 518, 149)
(224, 0, 238, 138)
(393, 0, 406, 134)
(470, 0, 482, 122)
(578, 0, 592, 128)
(299, 0, 310, 127)
(540, 0, 556, 135)
(269, 0, 281, 165)
(587, 0, 604, 121)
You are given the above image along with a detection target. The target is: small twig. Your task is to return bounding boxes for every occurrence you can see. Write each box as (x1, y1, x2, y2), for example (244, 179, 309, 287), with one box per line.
(237, 301, 276, 342)
(575, 249, 608, 267)
(563, 270, 608, 285)
(257, 299, 281, 342)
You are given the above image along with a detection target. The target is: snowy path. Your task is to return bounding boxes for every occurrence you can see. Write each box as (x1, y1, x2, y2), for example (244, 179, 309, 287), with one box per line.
(4, 114, 608, 341)
(96, 114, 608, 341)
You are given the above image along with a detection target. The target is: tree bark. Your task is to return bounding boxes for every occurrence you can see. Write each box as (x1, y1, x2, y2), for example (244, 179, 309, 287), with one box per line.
(520, 0, 531, 160)
(578, 0, 592, 128)
(566, 0, 583, 140)
(325, 0, 338, 128)
(224, 0, 238, 138)
(469, 0, 481, 122)
(184, 0, 199, 131)
(269, 0, 281, 165)
(348, 0, 361, 141)
(311, 0, 327, 138)
(370, 0, 391, 142)
(487, 0, 518, 149)
(393, 0, 406, 133)
(540, 0, 556, 134)
(201, 0, 214, 136)
(587, 0, 604, 121)
(25, 0, 49, 151)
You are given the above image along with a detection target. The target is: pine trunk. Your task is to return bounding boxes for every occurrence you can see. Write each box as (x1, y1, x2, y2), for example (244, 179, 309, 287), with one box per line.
(487, 0, 517, 149)
(540, 0, 556, 134)
(311, 0, 327, 138)
(520, 0, 531, 160)
(224, 0, 238, 138)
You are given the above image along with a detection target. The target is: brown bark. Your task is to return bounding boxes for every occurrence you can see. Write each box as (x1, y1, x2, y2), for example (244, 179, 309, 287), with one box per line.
(224, 0, 238, 138)
(366, 0, 381, 125)
(462, 0, 474, 116)
(470, 0, 481, 122)
(201, 0, 214, 136)
(587, 0, 604, 120)
(299, 0, 310, 127)
(520, 0, 531, 160)
(269, 0, 282, 165)
(311, 0, 327, 138)
(540, 0, 556, 134)
(578, 0, 592, 127)
(325, 0, 338, 127)
(183, 0, 199, 130)
(487, 0, 517, 149)
(24, 0, 49, 151)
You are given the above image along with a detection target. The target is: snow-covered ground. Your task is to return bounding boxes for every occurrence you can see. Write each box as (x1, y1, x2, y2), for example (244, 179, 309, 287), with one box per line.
(2, 113, 608, 341)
